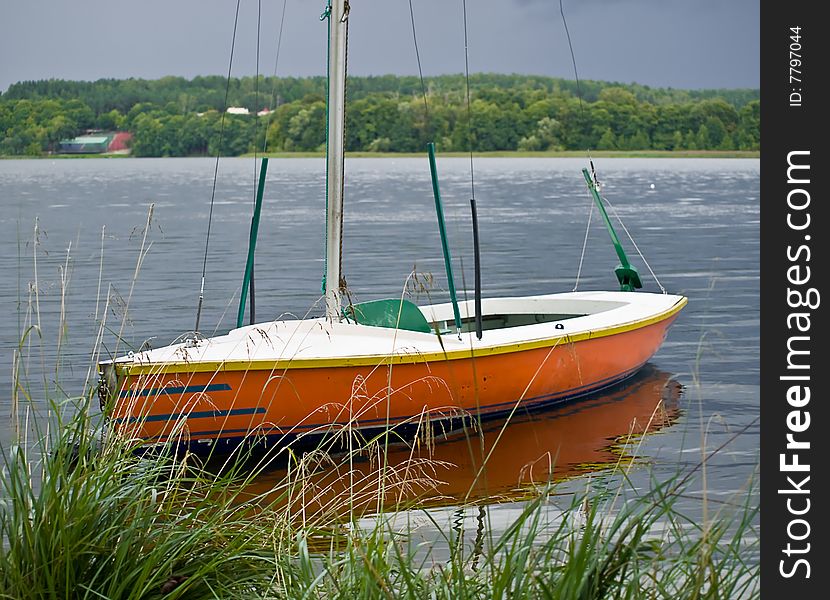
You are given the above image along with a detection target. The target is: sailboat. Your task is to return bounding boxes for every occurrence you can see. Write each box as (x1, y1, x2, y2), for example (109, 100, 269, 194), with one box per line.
(98, 1, 686, 453)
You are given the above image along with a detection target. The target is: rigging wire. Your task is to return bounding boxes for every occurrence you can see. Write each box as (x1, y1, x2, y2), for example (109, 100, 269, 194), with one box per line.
(408, 0, 431, 136)
(253, 0, 262, 171)
(600, 193, 667, 293)
(461, 0, 476, 202)
(263, 0, 289, 153)
(195, 0, 242, 333)
(559, 0, 586, 127)
(573, 151, 597, 291)
(254, 0, 262, 168)
(461, 0, 483, 339)
(340, 2, 350, 288)
(246, 0, 288, 325)
(573, 197, 594, 291)
(320, 2, 331, 295)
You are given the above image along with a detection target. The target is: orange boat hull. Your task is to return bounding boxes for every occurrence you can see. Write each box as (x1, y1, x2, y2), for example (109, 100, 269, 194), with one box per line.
(108, 311, 679, 450)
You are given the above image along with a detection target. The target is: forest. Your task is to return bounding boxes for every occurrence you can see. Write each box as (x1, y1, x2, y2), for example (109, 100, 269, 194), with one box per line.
(0, 74, 760, 157)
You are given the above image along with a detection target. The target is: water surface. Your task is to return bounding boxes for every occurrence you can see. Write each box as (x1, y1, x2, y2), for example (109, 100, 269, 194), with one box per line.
(0, 156, 759, 525)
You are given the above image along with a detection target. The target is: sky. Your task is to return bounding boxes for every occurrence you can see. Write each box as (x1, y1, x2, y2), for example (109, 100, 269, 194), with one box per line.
(0, 0, 760, 93)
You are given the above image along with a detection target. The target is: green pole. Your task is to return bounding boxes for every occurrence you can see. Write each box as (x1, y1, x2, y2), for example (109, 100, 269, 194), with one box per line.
(581, 168, 642, 292)
(238, 158, 269, 328)
(427, 143, 462, 335)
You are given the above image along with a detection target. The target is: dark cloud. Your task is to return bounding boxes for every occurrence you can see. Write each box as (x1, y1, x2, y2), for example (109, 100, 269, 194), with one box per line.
(0, 0, 758, 92)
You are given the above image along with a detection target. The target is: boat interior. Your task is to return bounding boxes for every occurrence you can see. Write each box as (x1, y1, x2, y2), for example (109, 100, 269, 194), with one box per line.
(448, 311, 584, 334)
(344, 296, 629, 335)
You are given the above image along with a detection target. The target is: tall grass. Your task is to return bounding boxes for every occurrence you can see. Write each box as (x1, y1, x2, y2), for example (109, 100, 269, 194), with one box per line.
(1, 374, 760, 600)
(0, 395, 760, 599)
(0, 398, 283, 598)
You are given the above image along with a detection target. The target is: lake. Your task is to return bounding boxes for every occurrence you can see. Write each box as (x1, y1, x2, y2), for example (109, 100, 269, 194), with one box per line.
(0, 156, 759, 527)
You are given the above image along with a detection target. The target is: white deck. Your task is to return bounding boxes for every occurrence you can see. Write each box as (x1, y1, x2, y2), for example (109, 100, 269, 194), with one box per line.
(109, 291, 684, 370)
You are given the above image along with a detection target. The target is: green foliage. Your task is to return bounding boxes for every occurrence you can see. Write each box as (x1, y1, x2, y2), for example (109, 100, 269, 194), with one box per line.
(1, 75, 760, 157)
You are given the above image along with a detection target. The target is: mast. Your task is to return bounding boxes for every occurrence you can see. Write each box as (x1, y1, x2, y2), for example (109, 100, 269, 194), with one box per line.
(324, 0, 348, 319)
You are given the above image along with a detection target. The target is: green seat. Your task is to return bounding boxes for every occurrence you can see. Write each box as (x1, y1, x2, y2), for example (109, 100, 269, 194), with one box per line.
(343, 298, 432, 334)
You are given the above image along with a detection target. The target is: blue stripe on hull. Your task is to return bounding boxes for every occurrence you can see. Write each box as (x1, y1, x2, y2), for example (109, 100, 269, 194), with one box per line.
(116, 406, 265, 424)
(119, 383, 232, 398)
(160, 361, 649, 456)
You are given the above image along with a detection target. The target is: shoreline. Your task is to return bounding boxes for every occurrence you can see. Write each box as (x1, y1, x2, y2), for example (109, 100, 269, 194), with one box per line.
(2, 149, 760, 160)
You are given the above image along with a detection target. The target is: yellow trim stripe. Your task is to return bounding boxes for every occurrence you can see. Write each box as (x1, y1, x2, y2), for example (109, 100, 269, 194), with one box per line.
(119, 297, 687, 377)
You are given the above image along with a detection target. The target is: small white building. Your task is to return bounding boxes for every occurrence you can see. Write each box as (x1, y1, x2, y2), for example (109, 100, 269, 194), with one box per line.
(226, 107, 250, 115)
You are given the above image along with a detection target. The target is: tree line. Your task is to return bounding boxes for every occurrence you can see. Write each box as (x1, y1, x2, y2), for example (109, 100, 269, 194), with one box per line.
(0, 74, 760, 157)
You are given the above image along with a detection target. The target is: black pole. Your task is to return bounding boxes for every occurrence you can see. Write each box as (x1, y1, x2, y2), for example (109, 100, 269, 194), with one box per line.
(470, 198, 483, 340)
(249, 262, 255, 325)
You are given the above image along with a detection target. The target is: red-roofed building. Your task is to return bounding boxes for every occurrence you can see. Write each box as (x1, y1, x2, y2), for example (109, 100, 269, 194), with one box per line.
(108, 132, 133, 152)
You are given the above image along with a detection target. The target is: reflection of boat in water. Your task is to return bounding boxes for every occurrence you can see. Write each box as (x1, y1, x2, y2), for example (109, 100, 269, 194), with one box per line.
(243, 365, 681, 517)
